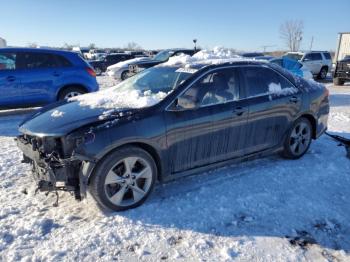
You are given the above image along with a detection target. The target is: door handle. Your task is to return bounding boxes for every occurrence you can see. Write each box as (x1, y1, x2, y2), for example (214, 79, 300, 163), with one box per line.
(233, 106, 246, 116)
(289, 96, 300, 103)
(6, 76, 16, 82)
(53, 71, 61, 77)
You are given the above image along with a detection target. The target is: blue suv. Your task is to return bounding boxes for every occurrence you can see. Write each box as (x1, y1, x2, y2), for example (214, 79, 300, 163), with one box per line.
(0, 48, 99, 108)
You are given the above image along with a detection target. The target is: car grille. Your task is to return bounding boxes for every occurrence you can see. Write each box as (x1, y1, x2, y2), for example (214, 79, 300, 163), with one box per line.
(338, 62, 350, 71)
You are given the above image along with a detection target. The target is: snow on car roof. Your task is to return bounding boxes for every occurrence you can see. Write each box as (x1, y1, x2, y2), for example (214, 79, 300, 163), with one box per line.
(160, 47, 267, 69)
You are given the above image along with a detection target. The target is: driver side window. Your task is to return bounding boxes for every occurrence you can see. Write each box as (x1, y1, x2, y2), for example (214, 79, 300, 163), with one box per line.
(178, 68, 240, 109)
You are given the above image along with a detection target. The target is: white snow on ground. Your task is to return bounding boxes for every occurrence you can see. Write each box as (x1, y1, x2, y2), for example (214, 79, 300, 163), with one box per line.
(0, 80, 349, 261)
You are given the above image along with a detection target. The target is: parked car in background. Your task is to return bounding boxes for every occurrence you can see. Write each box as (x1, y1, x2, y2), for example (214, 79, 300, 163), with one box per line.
(106, 56, 151, 80)
(88, 53, 135, 75)
(333, 55, 350, 85)
(284, 51, 332, 79)
(0, 48, 99, 108)
(17, 59, 329, 211)
(270, 57, 313, 80)
(85, 49, 107, 60)
(333, 32, 350, 85)
(124, 51, 148, 57)
(240, 52, 265, 58)
(127, 48, 199, 78)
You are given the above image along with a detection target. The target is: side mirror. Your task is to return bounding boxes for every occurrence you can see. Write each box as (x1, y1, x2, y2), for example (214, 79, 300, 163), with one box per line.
(176, 96, 197, 110)
(302, 58, 310, 62)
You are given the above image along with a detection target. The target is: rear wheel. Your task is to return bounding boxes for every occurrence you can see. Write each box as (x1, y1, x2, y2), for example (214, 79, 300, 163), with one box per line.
(281, 117, 312, 159)
(58, 86, 86, 100)
(333, 77, 345, 86)
(121, 70, 129, 81)
(89, 147, 157, 211)
(318, 67, 328, 79)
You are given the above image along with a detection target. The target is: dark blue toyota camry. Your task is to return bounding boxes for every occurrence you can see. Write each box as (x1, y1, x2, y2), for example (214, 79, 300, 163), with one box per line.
(16, 59, 329, 211)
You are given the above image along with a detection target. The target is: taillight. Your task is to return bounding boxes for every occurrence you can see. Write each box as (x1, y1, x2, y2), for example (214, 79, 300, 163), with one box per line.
(86, 67, 96, 77)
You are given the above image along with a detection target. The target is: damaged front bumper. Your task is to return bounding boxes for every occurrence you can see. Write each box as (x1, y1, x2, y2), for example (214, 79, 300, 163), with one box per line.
(16, 135, 96, 201)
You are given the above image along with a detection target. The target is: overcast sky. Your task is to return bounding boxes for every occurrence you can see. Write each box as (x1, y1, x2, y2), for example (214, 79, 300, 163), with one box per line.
(1, 0, 349, 51)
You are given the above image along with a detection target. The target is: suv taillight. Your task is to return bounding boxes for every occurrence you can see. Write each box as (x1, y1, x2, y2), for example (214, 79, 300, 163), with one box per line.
(86, 67, 96, 77)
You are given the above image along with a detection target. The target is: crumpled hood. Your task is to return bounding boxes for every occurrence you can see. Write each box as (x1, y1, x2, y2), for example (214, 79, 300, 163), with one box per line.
(19, 101, 129, 137)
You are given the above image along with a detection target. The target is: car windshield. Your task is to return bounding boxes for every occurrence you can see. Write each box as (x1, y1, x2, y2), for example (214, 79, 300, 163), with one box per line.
(114, 66, 193, 94)
(284, 53, 303, 61)
(152, 50, 174, 62)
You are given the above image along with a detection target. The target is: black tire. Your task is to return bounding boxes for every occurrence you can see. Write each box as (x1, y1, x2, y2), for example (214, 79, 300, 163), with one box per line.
(121, 70, 129, 81)
(281, 117, 312, 159)
(89, 146, 157, 211)
(318, 67, 328, 80)
(333, 77, 344, 86)
(58, 86, 86, 100)
(95, 67, 102, 75)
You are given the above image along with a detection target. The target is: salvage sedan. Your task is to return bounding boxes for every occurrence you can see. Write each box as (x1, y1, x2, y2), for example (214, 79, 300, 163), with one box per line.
(17, 60, 329, 211)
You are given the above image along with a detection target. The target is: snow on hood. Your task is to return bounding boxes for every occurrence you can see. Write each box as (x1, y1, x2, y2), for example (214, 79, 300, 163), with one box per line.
(51, 109, 65, 118)
(162, 47, 258, 67)
(69, 87, 167, 113)
(107, 57, 150, 70)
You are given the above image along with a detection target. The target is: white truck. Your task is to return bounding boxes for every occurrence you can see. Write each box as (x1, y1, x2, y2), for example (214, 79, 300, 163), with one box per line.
(333, 32, 350, 85)
(0, 37, 7, 48)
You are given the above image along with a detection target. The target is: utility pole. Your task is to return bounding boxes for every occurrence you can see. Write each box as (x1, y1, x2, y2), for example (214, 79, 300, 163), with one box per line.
(309, 36, 314, 51)
(193, 39, 197, 51)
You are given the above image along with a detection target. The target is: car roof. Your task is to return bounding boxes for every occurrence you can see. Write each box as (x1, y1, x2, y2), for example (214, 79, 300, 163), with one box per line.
(0, 47, 75, 55)
(158, 59, 269, 71)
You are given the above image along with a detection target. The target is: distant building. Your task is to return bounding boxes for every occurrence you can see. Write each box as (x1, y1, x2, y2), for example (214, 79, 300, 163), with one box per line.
(0, 37, 7, 48)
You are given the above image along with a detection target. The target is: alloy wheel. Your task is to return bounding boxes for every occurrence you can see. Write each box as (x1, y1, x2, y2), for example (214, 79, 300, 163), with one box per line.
(64, 91, 82, 99)
(289, 122, 311, 156)
(104, 156, 153, 207)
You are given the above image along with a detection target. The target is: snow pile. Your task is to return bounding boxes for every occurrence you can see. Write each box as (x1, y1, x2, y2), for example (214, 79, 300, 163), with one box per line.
(69, 88, 167, 110)
(163, 47, 251, 68)
(268, 82, 298, 96)
(50, 110, 64, 118)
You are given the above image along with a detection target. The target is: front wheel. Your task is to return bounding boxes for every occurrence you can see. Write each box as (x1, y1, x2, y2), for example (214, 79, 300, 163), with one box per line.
(94, 67, 102, 75)
(89, 147, 157, 211)
(281, 117, 312, 159)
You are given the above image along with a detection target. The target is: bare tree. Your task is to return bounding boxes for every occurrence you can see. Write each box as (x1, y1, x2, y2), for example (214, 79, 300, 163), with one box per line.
(27, 42, 38, 48)
(125, 42, 142, 50)
(280, 20, 304, 52)
(88, 43, 96, 49)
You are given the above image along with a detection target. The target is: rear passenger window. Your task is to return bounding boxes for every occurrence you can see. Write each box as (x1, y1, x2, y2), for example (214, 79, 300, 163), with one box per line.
(311, 53, 322, 60)
(55, 55, 72, 67)
(0, 53, 16, 70)
(18, 52, 66, 69)
(323, 52, 331, 60)
(242, 67, 295, 97)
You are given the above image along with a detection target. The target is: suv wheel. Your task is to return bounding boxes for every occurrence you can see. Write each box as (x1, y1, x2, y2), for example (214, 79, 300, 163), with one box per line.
(89, 147, 157, 211)
(333, 77, 345, 86)
(58, 86, 86, 100)
(281, 117, 312, 159)
(318, 67, 328, 79)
